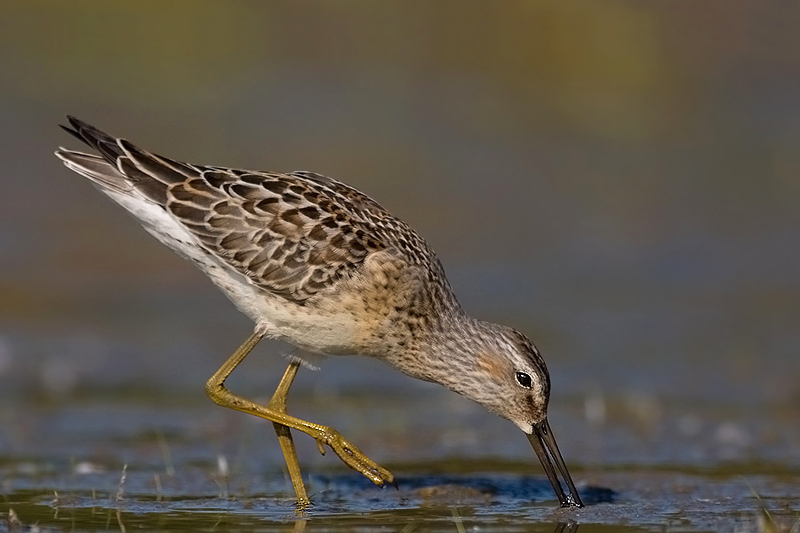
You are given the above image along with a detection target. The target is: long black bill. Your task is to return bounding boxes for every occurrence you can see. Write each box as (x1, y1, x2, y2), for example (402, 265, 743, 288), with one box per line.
(527, 418, 584, 507)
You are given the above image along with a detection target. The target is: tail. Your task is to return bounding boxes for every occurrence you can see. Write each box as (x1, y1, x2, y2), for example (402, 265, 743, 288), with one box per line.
(58, 115, 128, 163)
(54, 116, 196, 205)
(55, 116, 134, 195)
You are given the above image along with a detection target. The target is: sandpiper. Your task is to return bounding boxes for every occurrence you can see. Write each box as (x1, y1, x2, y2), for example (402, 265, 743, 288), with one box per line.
(55, 116, 583, 508)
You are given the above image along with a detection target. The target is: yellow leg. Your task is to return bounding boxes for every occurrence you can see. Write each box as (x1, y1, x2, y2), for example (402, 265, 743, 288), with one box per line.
(267, 360, 309, 506)
(205, 330, 394, 505)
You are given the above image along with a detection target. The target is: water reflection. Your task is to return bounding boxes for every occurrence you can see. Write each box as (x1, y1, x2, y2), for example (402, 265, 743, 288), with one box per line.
(554, 522, 580, 533)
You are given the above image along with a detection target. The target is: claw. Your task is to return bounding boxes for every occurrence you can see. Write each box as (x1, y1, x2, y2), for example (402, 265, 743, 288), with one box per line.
(315, 439, 326, 456)
(380, 479, 399, 490)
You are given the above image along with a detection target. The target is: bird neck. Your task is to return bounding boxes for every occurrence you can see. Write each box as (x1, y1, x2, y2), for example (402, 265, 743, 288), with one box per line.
(396, 311, 501, 389)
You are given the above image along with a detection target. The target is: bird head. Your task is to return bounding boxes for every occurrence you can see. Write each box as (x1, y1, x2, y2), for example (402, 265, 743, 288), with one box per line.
(437, 322, 584, 508)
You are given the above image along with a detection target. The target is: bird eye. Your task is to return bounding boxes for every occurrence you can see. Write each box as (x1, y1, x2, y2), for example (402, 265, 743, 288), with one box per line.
(515, 372, 533, 389)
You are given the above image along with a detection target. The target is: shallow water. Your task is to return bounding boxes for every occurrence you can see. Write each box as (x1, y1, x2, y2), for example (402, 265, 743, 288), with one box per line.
(1, 387, 798, 532)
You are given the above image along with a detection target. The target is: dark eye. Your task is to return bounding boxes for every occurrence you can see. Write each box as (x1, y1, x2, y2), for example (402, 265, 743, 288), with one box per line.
(516, 372, 532, 389)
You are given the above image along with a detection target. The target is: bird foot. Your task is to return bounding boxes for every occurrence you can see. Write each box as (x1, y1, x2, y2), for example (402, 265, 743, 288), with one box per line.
(312, 427, 395, 487)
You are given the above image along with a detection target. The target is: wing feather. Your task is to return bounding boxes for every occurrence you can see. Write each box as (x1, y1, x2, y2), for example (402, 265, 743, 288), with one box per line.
(56, 117, 442, 304)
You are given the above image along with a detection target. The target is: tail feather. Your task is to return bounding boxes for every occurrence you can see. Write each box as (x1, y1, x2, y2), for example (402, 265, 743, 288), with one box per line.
(55, 116, 191, 205)
(61, 115, 127, 164)
(54, 148, 133, 195)
(59, 123, 87, 144)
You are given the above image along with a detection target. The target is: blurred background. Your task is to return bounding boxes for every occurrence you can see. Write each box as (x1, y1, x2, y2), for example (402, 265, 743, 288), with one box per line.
(0, 1, 799, 528)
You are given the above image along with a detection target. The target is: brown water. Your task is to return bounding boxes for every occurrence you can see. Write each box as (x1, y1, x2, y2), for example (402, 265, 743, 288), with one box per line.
(2, 2, 800, 531)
